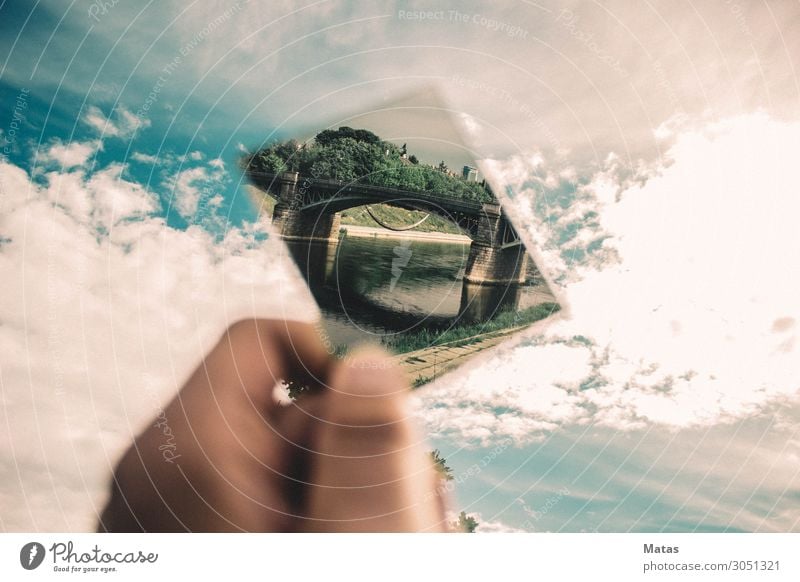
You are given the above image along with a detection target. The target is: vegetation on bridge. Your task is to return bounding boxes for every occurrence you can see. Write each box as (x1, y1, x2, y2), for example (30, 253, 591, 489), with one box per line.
(243, 126, 495, 204)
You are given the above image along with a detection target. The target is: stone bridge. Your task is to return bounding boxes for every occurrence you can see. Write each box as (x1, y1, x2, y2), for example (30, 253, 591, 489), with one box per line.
(248, 170, 528, 285)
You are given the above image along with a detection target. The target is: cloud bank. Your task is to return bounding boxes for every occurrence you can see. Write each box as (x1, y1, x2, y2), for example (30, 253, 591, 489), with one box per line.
(0, 144, 314, 531)
(417, 113, 800, 446)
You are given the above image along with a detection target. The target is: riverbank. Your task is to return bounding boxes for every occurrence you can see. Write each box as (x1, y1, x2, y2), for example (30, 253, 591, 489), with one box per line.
(383, 303, 559, 354)
(340, 224, 471, 243)
(385, 302, 560, 385)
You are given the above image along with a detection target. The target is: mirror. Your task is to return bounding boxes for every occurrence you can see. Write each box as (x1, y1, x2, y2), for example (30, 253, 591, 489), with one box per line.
(244, 87, 561, 386)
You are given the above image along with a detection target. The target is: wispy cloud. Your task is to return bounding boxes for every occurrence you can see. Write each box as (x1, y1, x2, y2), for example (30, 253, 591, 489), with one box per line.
(83, 105, 150, 140)
(38, 139, 102, 170)
(130, 152, 159, 165)
(163, 159, 228, 220)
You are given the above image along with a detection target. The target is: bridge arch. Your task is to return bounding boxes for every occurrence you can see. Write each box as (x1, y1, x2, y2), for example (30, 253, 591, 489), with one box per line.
(249, 170, 482, 237)
(248, 170, 528, 285)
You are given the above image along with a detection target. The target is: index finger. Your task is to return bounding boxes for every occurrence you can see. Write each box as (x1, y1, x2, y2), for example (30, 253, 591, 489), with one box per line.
(193, 318, 334, 415)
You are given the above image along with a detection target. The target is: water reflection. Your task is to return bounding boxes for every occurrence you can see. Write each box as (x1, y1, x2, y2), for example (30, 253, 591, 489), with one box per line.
(286, 233, 551, 347)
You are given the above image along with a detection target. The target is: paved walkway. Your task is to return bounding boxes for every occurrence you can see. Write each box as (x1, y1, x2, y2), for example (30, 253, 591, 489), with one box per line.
(393, 324, 531, 383)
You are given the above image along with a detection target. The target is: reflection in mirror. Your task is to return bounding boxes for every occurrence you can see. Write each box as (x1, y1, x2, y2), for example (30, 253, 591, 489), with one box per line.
(244, 89, 560, 385)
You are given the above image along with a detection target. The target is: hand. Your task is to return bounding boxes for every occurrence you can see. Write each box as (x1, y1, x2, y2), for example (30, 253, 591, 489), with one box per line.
(98, 319, 448, 532)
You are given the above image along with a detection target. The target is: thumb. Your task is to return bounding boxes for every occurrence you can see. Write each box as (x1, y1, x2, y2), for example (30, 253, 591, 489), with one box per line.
(298, 347, 447, 532)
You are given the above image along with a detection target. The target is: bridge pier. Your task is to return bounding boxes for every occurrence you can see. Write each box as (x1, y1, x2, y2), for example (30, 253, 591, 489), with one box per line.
(463, 203, 528, 285)
(284, 238, 337, 290)
(271, 172, 341, 242)
(458, 282, 521, 323)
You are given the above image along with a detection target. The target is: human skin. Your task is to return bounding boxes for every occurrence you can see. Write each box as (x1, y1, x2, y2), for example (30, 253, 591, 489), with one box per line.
(97, 319, 447, 532)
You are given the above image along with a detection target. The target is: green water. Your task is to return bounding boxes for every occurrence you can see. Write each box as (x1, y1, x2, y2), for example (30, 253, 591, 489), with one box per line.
(286, 234, 553, 347)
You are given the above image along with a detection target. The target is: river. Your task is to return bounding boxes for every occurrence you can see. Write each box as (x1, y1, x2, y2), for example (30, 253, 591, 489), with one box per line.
(286, 231, 555, 348)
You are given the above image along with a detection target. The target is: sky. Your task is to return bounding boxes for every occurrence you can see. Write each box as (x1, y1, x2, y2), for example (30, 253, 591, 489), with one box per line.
(1, 0, 799, 532)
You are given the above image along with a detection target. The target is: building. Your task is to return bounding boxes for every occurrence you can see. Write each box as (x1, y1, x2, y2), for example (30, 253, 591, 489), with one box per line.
(462, 165, 480, 182)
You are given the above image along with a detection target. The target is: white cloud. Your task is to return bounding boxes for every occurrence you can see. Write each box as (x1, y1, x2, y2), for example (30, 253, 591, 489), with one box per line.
(17, 1, 800, 174)
(417, 113, 800, 446)
(165, 160, 228, 220)
(474, 516, 526, 533)
(169, 166, 206, 218)
(458, 112, 482, 137)
(34, 141, 159, 229)
(0, 156, 316, 531)
(571, 113, 800, 413)
(39, 139, 101, 169)
(86, 163, 160, 227)
(83, 105, 151, 139)
(415, 341, 590, 447)
(130, 152, 159, 164)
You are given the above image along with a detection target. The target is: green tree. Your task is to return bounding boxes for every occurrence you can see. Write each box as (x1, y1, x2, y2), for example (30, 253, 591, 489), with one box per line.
(250, 150, 286, 174)
(453, 511, 479, 533)
(429, 449, 454, 481)
(272, 139, 302, 171)
(315, 126, 381, 147)
(396, 164, 426, 191)
(243, 127, 494, 203)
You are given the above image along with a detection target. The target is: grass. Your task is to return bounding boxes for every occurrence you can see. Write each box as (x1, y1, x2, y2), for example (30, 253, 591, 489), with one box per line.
(250, 189, 464, 236)
(382, 302, 560, 355)
(412, 375, 434, 388)
(340, 204, 463, 235)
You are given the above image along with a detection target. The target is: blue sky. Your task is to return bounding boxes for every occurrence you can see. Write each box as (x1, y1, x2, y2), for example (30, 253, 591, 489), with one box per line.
(1, 0, 799, 532)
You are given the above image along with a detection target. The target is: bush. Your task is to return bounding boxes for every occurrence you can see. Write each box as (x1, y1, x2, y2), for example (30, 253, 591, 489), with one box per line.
(245, 128, 494, 204)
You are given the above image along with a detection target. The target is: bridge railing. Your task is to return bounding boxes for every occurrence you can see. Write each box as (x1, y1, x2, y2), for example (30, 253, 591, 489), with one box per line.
(246, 170, 486, 215)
